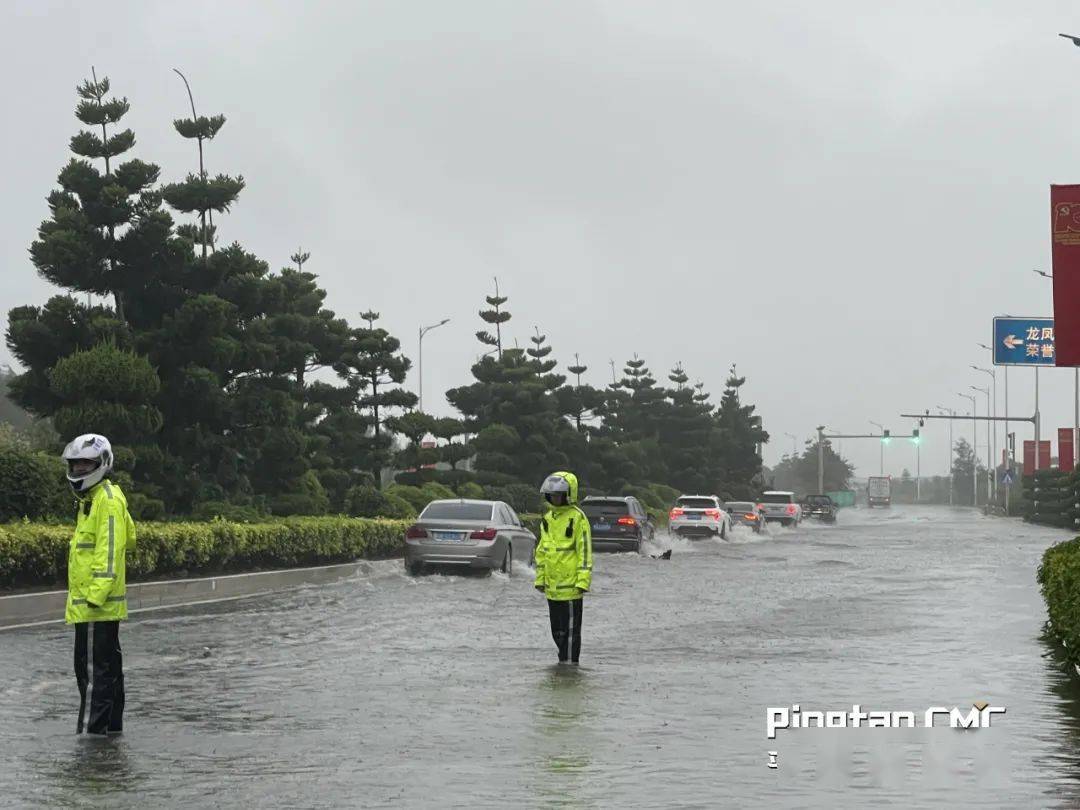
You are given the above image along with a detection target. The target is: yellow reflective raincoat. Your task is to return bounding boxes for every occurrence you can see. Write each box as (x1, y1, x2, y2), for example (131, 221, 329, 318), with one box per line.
(533, 471, 593, 600)
(65, 479, 136, 624)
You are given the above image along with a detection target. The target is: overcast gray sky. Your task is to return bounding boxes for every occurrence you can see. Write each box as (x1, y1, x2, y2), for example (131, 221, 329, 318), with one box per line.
(3, 1, 1079, 479)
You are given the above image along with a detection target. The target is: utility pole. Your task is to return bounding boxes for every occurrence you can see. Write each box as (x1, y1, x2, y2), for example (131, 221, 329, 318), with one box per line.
(817, 426, 825, 495)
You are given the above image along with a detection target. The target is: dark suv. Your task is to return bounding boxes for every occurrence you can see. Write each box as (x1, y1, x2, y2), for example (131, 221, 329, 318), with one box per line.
(580, 496, 656, 553)
(802, 494, 838, 523)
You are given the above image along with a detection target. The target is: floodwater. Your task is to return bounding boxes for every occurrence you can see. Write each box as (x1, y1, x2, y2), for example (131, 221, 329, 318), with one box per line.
(3, 507, 1080, 808)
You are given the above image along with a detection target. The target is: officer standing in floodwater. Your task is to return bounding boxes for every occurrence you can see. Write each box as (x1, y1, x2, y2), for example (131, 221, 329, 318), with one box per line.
(63, 433, 136, 736)
(533, 471, 593, 664)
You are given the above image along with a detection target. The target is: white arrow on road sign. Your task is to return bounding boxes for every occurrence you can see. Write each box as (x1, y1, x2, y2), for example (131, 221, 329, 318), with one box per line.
(1003, 335, 1024, 349)
(1001, 469, 1016, 485)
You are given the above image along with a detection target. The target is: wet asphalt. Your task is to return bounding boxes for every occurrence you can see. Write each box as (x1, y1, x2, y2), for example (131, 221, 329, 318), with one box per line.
(2, 506, 1080, 808)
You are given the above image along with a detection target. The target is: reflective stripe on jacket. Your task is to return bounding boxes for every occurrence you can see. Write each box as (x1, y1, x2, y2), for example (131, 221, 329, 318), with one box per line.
(65, 480, 136, 624)
(533, 471, 593, 600)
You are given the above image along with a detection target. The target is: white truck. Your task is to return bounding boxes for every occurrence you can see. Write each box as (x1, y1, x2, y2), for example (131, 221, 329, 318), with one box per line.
(867, 476, 891, 508)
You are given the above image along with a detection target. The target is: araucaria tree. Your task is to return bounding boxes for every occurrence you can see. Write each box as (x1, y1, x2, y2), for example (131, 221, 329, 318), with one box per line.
(6, 72, 412, 517)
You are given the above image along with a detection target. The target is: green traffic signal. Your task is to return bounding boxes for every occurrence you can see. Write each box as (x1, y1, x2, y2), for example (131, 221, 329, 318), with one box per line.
(912, 428, 920, 445)
(882, 429, 891, 444)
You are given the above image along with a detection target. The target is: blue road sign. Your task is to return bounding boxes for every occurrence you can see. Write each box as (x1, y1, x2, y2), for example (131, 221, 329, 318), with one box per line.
(1001, 469, 1016, 486)
(993, 317, 1055, 366)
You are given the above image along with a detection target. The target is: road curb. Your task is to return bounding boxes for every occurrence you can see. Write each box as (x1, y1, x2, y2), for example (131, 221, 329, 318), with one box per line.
(0, 560, 377, 630)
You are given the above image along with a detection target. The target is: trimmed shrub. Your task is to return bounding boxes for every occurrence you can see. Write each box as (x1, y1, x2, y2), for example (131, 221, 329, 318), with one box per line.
(317, 468, 352, 513)
(385, 484, 430, 514)
(128, 493, 166, 522)
(0, 446, 70, 521)
(1039, 535, 1080, 666)
(420, 482, 456, 502)
(0, 515, 412, 589)
(346, 485, 418, 520)
(190, 500, 265, 523)
(621, 485, 665, 511)
(382, 494, 417, 520)
(485, 483, 541, 515)
(456, 481, 484, 499)
(647, 483, 681, 507)
(269, 470, 330, 516)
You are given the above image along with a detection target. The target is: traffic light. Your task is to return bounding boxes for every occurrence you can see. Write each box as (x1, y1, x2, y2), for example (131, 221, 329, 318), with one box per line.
(912, 428, 920, 444)
(882, 429, 891, 444)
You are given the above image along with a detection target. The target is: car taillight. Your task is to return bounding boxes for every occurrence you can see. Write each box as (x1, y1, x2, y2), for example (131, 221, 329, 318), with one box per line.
(469, 528, 497, 540)
(704, 509, 721, 519)
(405, 525, 427, 539)
(669, 507, 684, 519)
(745, 513, 757, 520)
(617, 516, 637, 526)
(786, 504, 797, 515)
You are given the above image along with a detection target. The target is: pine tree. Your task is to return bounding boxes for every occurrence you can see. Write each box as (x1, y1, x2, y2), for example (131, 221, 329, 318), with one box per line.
(713, 365, 769, 498)
(476, 277, 511, 358)
(329, 310, 417, 481)
(30, 71, 166, 323)
(162, 70, 244, 261)
(527, 327, 555, 375)
(557, 353, 605, 433)
(668, 362, 689, 390)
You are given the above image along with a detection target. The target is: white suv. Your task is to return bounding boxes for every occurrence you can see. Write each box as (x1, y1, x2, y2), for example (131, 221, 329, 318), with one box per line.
(668, 495, 732, 539)
(758, 491, 802, 526)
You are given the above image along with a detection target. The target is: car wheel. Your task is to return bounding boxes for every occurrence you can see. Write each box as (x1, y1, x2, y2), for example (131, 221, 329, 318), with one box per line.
(501, 545, 512, 576)
(406, 559, 422, 576)
(720, 522, 727, 540)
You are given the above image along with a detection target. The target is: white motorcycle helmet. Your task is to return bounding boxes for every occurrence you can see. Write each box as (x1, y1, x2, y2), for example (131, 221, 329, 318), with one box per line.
(62, 434, 114, 494)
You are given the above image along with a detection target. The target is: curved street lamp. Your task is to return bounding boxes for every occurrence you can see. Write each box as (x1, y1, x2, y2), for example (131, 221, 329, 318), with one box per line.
(418, 318, 451, 413)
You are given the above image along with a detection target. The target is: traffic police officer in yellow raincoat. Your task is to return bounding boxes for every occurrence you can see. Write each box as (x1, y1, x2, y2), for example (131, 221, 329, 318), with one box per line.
(533, 471, 593, 663)
(63, 434, 135, 735)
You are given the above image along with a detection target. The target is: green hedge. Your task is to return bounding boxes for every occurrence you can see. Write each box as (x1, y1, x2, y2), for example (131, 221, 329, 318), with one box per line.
(0, 516, 410, 589)
(1039, 535, 1080, 667)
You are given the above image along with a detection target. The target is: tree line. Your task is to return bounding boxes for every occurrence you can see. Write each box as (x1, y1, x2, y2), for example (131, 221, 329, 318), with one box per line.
(3, 73, 771, 519)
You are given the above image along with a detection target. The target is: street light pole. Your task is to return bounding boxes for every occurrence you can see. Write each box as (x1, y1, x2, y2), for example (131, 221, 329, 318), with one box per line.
(418, 318, 451, 413)
(972, 365, 998, 501)
(958, 393, 978, 506)
(869, 420, 884, 474)
(937, 406, 955, 506)
(971, 385, 991, 502)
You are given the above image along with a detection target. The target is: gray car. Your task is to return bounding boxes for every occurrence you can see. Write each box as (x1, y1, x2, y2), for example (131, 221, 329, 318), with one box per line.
(724, 501, 765, 533)
(403, 499, 536, 576)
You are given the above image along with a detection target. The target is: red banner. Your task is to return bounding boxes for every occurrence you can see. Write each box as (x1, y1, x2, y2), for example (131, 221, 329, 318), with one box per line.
(1040, 440, 1052, 470)
(1061, 428, 1076, 472)
(1024, 440, 1035, 474)
(1052, 185, 1080, 365)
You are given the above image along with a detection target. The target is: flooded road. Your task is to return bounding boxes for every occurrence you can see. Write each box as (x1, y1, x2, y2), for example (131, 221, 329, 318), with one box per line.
(4, 506, 1080, 808)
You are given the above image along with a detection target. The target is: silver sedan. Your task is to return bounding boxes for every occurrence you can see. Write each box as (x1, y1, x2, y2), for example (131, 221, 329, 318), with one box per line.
(403, 499, 536, 576)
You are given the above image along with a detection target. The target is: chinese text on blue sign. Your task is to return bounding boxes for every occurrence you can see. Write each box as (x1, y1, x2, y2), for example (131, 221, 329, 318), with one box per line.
(993, 317, 1055, 366)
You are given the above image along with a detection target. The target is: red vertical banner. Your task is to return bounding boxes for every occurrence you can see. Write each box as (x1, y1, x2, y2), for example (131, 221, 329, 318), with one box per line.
(1024, 440, 1036, 474)
(1060, 428, 1075, 472)
(1040, 440, 1052, 470)
(1052, 185, 1080, 365)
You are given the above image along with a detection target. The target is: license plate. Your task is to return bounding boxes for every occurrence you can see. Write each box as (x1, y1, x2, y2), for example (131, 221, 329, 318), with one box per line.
(593, 522, 610, 531)
(432, 531, 462, 542)
(686, 515, 700, 520)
